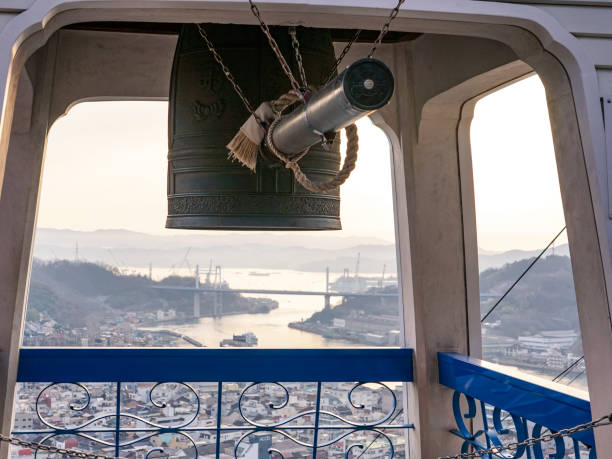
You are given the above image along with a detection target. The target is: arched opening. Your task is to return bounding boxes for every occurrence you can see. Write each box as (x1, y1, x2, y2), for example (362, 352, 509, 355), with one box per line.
(472, 75, 587, 391)
(0, 3, 610, 457)
(28, 100, 400, 349)
(16, 96, 408, 458)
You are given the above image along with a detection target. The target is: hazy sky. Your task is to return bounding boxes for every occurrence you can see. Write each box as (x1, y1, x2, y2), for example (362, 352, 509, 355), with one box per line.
(38, 103, 396, 242)
(38, 74, 565, 251)
(471, 76, 567, 252)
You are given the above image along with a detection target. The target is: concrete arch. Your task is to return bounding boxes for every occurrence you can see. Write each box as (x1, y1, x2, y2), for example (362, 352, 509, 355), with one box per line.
(0, 2, 610, 458)
(0, 1, 606, 192)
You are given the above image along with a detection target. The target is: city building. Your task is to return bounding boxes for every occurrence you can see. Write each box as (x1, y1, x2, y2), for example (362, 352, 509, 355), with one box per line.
(518, 330, 579, 352)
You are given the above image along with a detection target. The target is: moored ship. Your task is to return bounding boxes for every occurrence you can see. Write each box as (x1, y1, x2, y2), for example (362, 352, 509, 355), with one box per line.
(219, 332, 258, 347)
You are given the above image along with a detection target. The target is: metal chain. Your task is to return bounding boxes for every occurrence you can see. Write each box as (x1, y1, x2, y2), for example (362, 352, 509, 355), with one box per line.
(368, 0, 406, 58)
(288, 27, 308, 89)
(438, 413, 612, 459)
(2, 412, 609, 459)
(199, 0, 406, 118)
(0, 433, 115, 459)
(248, 0, 304, 100)
(324, 29, 362, 84)
(195, 24, 264, 127)
(314, 0, 407, 83)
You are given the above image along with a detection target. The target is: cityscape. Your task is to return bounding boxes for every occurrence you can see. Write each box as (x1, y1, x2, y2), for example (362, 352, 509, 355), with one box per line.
(12, 381, 407, 459)
(13, 245, 586, 458)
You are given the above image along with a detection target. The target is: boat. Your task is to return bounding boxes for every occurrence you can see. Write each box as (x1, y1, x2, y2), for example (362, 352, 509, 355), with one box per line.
(219, 332, 258, 347)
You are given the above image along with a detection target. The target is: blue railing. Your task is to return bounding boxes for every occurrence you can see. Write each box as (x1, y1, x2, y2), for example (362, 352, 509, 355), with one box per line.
(13, 348, 413, 459)
(439, 352, 595, 458)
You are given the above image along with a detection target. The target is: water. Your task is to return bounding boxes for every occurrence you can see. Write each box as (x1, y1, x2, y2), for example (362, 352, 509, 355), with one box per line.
(136, 266, 589, 393)
(137, 267, 395, 348)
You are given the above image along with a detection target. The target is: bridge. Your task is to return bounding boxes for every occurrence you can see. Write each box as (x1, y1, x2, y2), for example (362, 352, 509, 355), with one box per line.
(152, 265, 398, 318)
(152, 285, 398, 298)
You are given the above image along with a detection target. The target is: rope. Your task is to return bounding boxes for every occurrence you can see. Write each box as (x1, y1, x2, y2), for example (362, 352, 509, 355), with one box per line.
(270, 91, 302, 114)
(266, 91, 359, 193)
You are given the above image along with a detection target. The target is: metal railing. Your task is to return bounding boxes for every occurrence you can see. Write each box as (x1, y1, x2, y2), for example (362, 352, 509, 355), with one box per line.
(13, 348, 414, 459)
(438, 352, 596, 458)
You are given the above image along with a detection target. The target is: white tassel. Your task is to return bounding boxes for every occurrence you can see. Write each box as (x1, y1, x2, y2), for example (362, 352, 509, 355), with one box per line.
(226, 102, 276, 171)
(227, 131, 260, 171)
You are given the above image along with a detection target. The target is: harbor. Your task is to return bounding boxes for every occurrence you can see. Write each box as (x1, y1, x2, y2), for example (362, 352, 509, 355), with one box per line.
(152, 258, 397, 317)
(145, 267, 383, 348)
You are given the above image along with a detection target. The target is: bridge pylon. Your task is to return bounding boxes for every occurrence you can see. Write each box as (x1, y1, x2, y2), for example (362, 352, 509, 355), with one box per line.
(194, 264, 200, 318)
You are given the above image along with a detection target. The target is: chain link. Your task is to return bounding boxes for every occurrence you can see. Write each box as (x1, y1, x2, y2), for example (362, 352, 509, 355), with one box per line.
(324, 29, 362, 84)
(195, 24, 264, 127)
(198, 0, 406, 120)
(325, 0, 406, 83)
(248, 0, 304, 99)
(367, 0, 406, 59)
(1, 413, 609, 459)
(288, 27, 308, 89)
(438, 413, 612, 459)
(0, 433, 116, 459)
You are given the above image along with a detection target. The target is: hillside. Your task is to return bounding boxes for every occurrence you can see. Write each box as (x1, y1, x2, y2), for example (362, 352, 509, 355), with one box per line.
(478, 245, 569, 271)
(480, 254, 579, 336)
(294, 254, 580, 343)
(34, 228, 396, 274)
(27, 259, 277, 327)
(33, 228, 567, 274)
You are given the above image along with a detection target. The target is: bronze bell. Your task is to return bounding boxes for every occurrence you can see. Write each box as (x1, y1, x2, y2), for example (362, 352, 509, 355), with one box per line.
(167, 24, 341, 230)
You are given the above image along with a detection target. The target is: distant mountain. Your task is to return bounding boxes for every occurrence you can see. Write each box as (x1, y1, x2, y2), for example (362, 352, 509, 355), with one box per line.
(35, 228, 390, 250)
(478, 244, 570, 271)
(34, 228, 397, 274)
(480, 254, 579, 337)
(293, 254, 580, 345)
(27, 259, 277, 327)
(33, 228, 570, 274)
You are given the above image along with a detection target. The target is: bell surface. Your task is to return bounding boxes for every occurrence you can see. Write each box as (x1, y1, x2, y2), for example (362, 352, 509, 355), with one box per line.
(167, 24, 341, 230)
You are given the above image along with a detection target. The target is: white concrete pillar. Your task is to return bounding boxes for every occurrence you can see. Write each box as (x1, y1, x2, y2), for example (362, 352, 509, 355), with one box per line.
(374, 36, 529, 458)
(531, 53, 612, 454)
(0, 40, 55, 441)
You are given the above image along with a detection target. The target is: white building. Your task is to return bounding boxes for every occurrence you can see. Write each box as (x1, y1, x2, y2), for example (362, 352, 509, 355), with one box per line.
(518, 330, 579, 352)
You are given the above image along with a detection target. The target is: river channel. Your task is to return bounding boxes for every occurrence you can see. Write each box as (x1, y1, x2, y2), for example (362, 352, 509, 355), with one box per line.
(143, 268, 396, 348)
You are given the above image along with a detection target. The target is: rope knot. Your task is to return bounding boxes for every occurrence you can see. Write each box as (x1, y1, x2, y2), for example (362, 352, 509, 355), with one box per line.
(264, 93, 359, 193)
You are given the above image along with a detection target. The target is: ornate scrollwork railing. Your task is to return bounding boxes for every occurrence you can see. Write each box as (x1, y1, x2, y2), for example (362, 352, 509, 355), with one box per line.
(439, 353, 597, 459)
(29, 382, 201, 457)
(449, 391, 596, 459)
(451, 391, 596, 459)
(13, 380, 412, 459)
(233, 382, 404, 459)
